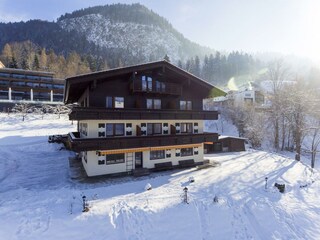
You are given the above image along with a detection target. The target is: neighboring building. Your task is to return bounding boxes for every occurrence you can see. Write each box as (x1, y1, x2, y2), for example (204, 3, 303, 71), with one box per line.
(64, 60, 223, 177)
(205, 136, 246, 153)
(0, 61, 5, 68)
(229, 89, 265, 107)
(0, 68, 64, 111)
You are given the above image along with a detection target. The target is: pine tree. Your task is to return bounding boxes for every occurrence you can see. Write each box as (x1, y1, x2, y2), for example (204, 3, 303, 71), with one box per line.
(32, 54, 40, 70)
(9, 56, 18, 68)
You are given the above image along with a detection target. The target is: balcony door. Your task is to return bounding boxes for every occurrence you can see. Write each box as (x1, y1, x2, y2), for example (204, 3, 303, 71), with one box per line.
(135, 152, 143, 168)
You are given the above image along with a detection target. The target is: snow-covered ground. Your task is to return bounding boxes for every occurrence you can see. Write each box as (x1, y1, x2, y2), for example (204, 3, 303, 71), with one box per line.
(1, 113, 320, 240)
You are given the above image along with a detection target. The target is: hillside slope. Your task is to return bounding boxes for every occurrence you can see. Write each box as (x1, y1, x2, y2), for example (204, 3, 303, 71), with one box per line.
(0, 113, 320, 239)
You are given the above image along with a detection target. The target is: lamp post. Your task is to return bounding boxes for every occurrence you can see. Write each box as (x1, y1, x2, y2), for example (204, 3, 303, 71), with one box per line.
(265, 177, 268, 190)
(82, 196, 87, 212)
(183, 187, 188, 204)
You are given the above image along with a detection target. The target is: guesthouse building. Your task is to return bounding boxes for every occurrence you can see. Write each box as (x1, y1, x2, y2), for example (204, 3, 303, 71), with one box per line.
(64, 60, 224, 177)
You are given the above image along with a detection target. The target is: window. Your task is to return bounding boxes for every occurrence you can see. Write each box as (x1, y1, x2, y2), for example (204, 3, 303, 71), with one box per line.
(106, 123, 124, 136)
(114, 97, 124, 108)
(181, 148, 193, 157)
(180, 100, 192, 110)
(181, 123, 193, 134)
(147, 99, 161, 109)
(150, 150, 165, 160)
(106, 96, 113, 108)
(142, 76, 147, 91)
(147, 77, 152, 91)
(106, 153, 125, 164)
(147, 123, 162, 135)
(106, 96, 124, 108)
(156, 81, 161, 91)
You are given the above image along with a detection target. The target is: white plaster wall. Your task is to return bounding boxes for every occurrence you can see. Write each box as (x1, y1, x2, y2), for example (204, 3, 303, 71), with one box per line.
(82, 151, 128, 177)
(82, 144, 204, 176)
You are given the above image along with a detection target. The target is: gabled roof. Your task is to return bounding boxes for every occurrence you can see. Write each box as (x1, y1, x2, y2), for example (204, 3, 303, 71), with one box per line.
(64, 60, 226, 103)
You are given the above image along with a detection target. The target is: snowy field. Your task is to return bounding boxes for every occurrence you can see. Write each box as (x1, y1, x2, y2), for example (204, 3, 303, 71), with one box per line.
(1, 113, 320, 240)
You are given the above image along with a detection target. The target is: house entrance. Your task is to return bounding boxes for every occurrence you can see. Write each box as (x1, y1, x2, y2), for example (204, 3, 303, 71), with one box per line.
(135, 152, 143, 168)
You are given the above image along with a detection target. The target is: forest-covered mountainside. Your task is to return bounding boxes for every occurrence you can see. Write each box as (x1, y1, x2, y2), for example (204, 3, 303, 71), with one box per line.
(0, 3, 261, 84)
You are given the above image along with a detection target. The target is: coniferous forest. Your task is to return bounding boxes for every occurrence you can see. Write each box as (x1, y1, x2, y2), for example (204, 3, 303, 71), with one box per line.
(0, 3, 262, 85)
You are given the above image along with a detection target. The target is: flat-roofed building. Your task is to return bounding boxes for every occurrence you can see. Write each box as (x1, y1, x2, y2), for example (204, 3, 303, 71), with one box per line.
(0, 68, 64, 111)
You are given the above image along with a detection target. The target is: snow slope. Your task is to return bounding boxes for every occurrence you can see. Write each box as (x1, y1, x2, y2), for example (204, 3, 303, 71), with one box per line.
(1, 113, 320, 240)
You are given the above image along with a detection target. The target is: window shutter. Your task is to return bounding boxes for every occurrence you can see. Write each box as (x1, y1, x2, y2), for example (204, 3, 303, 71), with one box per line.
(126, 123, 132, 136)
(141, 123, 147, 136)
(175, 123, 180, 134)
(194, 147, 199, 155)
(175, 148, 181, 157)
(98, 123, 105, 137)
(166, 149, 171, 158)
(163, 123, 169, 134)
(136, 125, 142, 136)
(98, 153, 106, 165)
(193, 122, 199, 134)
(170, 125, 176, 134)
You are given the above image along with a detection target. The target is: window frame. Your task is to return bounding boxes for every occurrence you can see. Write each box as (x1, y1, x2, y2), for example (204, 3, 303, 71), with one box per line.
(180, 100, 192, 110)
(180, 123, 193, 134)
(181, 148, 193, 157)
(146, 98, 161, 109)
(150, 150, 165, 160)
(106, 123, 125, 136)
(106, 153, 125, 165)
(147, 123, 162, 135)
(106, 96, 124, 108)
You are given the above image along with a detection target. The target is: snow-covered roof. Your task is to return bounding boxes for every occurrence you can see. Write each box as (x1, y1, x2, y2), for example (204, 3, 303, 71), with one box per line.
(218, 135, 247, 140)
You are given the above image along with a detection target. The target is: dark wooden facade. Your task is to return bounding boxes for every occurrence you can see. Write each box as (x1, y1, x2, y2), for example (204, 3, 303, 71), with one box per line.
(65, 60, 222, 110)
(205, 136, 246, 153)
(69, 107, 218, 120)
(64, 60, 222, 153)
(68, 132, 219, 152)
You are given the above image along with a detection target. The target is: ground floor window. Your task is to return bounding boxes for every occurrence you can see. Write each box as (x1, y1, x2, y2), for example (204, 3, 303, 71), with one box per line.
(150, 150, 165, 160)
(181, 148, 193, 157)
(106, 153, 125, 164)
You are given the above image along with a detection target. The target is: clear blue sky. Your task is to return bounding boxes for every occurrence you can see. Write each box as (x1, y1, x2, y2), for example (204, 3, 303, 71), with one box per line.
(1, 0, 319, 63)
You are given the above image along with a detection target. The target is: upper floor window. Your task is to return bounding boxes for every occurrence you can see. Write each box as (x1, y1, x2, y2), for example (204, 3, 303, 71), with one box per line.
(180, 100, 192, 110)
(147, 123, 162, 135)
(106, 96, 124, 108)
(147, 98, 161, 109)
(106, 123, 125, 136)
(147, 77, 152, 91)
(142, 76, 147, 91)
(180, 123, 193, 134)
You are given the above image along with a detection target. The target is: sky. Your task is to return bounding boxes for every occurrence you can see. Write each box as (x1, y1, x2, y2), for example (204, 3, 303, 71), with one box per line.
(1, 0, 320, 64)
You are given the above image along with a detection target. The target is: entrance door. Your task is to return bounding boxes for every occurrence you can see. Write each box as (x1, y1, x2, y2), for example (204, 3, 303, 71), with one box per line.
(135, 152, 143, 168)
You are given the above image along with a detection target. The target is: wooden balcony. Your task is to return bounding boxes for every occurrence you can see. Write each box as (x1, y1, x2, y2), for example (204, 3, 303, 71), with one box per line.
(68, 132, 219, 152)
(69, 107, 218, 120)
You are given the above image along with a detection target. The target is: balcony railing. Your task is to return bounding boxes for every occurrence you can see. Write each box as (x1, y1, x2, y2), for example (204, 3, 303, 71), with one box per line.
(68, 132, 219, 152)
(69, 107, 219, 120)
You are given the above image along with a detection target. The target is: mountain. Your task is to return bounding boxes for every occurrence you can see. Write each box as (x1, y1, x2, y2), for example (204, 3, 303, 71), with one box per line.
(0, 3, 214, 67)
(57, 4, 214, 64)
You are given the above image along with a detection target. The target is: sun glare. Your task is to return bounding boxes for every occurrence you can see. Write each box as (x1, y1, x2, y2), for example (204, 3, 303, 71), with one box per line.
(296, 2, 320, 65)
